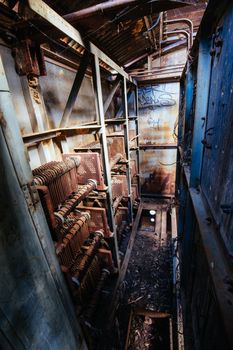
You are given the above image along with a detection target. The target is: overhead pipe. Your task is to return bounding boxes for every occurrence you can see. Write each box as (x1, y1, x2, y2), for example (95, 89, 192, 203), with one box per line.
(63, 0, 142, 22)
(63, 1, 195, 22)
(164, 18, 193, 46)
(164, 30, 191, 50)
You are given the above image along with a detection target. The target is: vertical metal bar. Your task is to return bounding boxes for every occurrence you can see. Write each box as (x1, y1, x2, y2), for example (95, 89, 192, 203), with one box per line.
(92, 54, 120, 269)
(122, 77, 133, 223)
(135, 85, 141, 198)
(190, 37, 212, 188)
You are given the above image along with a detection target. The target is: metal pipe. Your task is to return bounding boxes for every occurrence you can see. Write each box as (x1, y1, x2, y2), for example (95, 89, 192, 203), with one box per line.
(164, 18, 193, 46)
(63, 0, 141, 22)
(164, 30, 190, 50)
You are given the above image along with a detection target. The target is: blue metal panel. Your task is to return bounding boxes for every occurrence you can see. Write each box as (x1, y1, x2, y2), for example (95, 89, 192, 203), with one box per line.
(190, 37, 212, 188)
(184, 64, 194, 137)
(201, 3, 233, 256)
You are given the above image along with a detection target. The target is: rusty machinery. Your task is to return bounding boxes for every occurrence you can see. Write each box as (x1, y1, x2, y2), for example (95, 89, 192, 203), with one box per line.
(32, 149, 138, 324)
(32, 157, 116, 332)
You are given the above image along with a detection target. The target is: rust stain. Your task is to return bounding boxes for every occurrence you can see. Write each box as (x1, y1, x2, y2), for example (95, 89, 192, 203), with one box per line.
(132, 19, 144, 34)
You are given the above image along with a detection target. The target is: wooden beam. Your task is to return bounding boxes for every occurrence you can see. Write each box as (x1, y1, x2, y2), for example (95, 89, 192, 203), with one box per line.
(60, 50, 90, 128)
(27, 0, 134, 81)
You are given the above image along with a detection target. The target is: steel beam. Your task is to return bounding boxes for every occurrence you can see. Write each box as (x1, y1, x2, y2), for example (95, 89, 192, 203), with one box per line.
(122, 77, 133, 223)
(135, 85, 141, 197)
(60, 50, 90, 128)
(190, 37, 212, 188)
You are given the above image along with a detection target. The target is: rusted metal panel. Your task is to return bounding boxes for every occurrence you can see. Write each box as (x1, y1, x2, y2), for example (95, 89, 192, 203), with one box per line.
(107, 135, 126, 158)
(131, 183, 138, 202)
(140, 148, 177, 195)
(40, 59, 96, 128)
(128, 120, 137, 148)
(130, 159, 137, 180)
(66, 152, 105, 189)
(138, 83, 179, 195)
(112, 175, 129, 199)
(138, 83, 179, 146)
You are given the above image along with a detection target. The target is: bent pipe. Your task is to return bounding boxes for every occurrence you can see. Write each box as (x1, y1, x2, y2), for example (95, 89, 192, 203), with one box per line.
(164, 30, 191, 50)
(164, 18, 193, 47)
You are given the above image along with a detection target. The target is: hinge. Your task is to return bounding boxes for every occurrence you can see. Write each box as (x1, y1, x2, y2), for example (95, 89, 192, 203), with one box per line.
(22, 183, 40, 208)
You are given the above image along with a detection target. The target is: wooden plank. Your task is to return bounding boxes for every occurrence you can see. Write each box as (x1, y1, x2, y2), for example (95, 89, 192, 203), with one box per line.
(124, 309, 133, 350)
(134, 308, 170, 318)
(118, 203, 143, 286)
(161, 210, 167, 244)
(155, 209, 162, 237)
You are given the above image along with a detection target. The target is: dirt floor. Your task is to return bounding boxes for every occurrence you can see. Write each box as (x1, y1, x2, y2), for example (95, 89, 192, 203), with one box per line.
(121, 213, 172, 312)
(119, 204, 173, 348)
